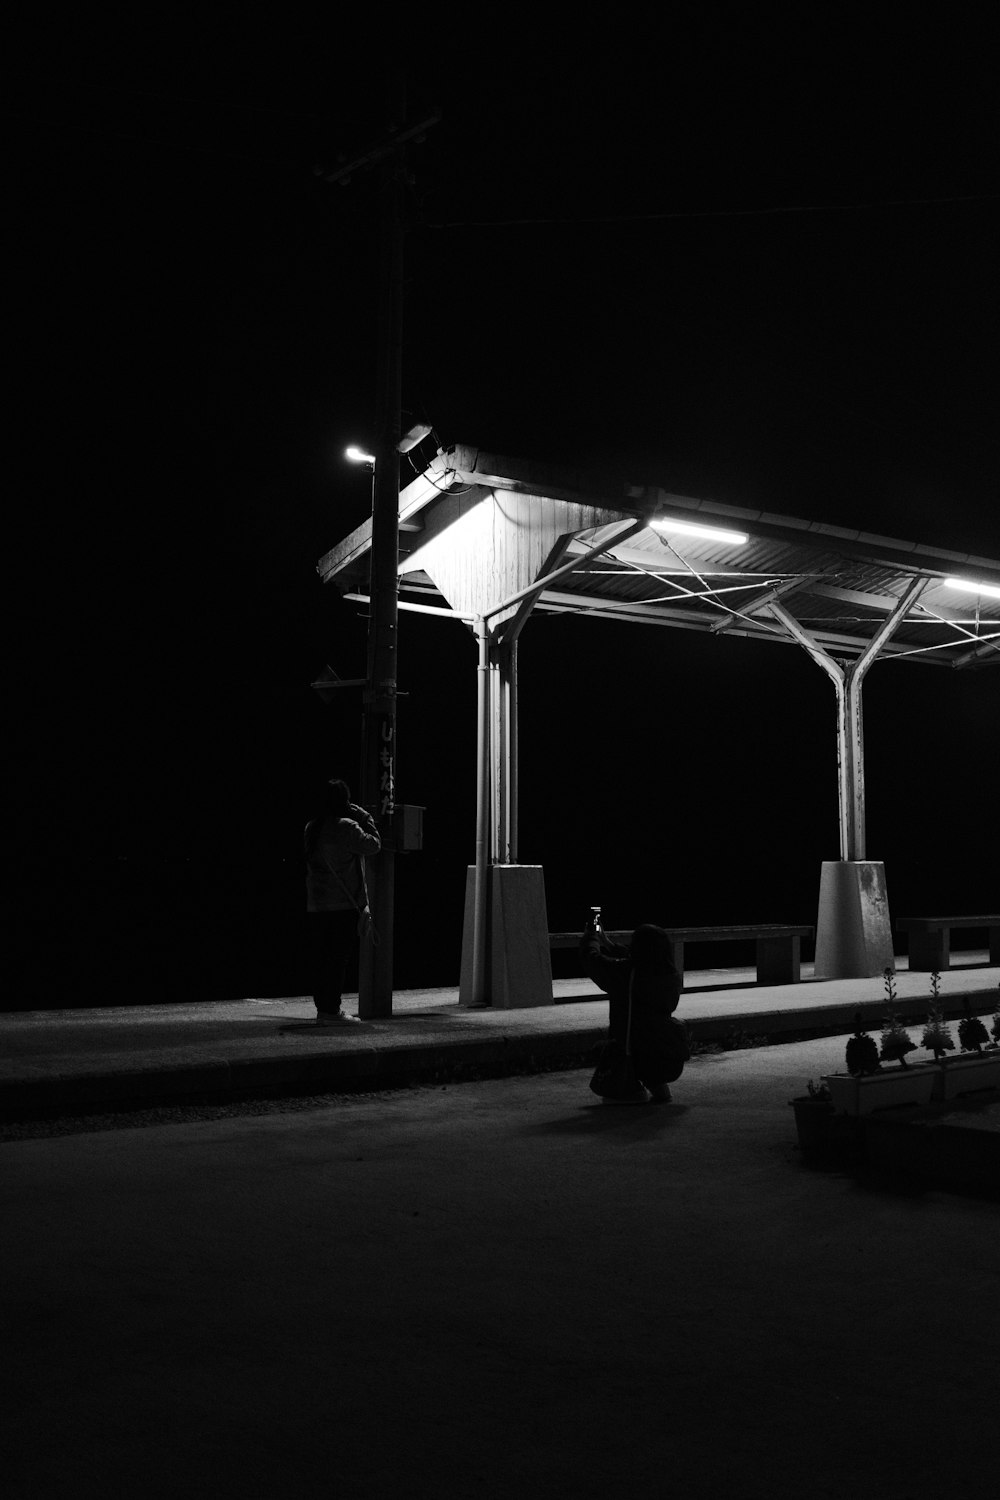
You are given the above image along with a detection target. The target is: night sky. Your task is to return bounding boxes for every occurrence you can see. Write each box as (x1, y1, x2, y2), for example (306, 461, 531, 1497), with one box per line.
(11, 13, 999, 1004)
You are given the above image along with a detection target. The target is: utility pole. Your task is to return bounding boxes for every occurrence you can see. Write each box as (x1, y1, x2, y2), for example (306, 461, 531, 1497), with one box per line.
(316, 99, 441, 1018)
(359, 139, 404, 1018)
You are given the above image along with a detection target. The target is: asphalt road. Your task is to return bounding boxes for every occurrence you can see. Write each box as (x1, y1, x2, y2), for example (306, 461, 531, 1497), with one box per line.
(3, 1037, 996, 1500)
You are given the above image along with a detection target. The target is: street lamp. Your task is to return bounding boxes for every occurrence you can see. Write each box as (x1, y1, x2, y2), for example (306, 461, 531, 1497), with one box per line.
(397, 422, 433, 454)
(346, 445, 376, 466)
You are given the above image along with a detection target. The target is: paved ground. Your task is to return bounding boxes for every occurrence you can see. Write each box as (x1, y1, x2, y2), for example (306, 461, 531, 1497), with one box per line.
(4, 957, 998, 1116)
(2, 1035, 997, 1500)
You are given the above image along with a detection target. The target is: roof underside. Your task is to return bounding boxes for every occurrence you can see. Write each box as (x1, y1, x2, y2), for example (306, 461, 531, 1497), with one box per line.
(318, 447, 1000, 669)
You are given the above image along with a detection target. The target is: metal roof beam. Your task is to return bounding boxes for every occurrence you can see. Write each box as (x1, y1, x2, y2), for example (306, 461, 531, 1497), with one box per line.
(344, 592, 475, 623)
(889, 632, 1000, 665)
(380, 579, 966, 665)
(629, 483, 1000, 585)
(498, 534, 577, 646)
(317, 453, 472, 583)
(319, 451, 1000, 599)
(448, 466, 645, 521)
(530, 589, 842, 646)
(910, 599, 1000, 655)
(317, 517, 373, 582)
(854, 577, 929, 675)
(483, 518, 646, 626)
(951, 637, 1000, 668)
(710, 576, 805, 634)
(568, 536, 813, 578)
(808, 581, 992, 623)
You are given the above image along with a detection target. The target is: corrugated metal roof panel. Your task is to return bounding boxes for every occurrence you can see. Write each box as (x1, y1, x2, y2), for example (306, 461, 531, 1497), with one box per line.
(320, 448, 1000, 670)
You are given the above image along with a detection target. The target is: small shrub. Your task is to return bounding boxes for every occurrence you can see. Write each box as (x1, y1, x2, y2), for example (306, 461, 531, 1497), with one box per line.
(921, 1003, 955, 1060)
(880, 1012, 915, 1068)
(846, 1011, 880, 1076)
(958, 1011, 989, 1054)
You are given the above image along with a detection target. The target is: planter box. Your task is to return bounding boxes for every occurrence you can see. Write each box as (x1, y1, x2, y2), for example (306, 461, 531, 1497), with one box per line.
(823, 1065, 939, 1116)
(788, 1097, 861, 1163)
(933, 1051, 1000, 1101)
(789, 1097, 834, 1155)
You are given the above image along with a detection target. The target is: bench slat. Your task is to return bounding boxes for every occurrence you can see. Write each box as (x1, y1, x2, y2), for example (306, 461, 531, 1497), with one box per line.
(895, 915, 999, 971)
(896, 916, 998, 931)
(550, 923, 814, 986)
(550, 924, 813, 947)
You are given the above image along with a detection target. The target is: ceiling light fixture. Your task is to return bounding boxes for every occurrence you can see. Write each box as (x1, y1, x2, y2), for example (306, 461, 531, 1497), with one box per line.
(944, 577, 1000, 600)
(651, 518, 749, 546)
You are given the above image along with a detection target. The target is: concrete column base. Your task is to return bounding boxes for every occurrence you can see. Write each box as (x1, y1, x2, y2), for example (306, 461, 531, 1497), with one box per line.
(814, 860, 894, 979)
(459, 865, 554, 1008)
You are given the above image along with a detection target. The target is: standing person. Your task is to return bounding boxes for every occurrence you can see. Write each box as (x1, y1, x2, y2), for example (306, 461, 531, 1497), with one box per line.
(581, 912, 687, 1102)
(304, 779, 381, 1026)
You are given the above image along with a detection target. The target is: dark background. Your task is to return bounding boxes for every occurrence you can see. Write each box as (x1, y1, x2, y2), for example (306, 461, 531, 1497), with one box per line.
(10, 10, 999, 1006)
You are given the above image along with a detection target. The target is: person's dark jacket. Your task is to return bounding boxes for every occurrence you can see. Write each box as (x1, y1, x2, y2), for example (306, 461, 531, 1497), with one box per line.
(304, 807, 381, 913)
(581, 924, 684, 1087)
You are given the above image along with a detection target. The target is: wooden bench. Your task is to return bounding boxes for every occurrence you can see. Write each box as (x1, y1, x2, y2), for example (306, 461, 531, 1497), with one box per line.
(895, 915, 1000, 971)
(549, 924, 814, 987)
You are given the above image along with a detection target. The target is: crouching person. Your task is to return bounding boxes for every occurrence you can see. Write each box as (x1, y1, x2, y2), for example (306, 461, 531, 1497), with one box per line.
(582, 914, 689, 1104)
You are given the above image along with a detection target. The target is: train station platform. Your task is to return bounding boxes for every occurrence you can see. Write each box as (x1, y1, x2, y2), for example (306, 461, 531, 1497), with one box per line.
(2, 954, 997, 1117)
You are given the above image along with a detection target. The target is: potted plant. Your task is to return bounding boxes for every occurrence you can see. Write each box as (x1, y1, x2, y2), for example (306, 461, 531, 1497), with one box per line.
(788, 1081, 858, 1162)
(878, 971, 914, 1068)
(789, 1079, 833, 1153)
(937, 998, 1000, 1100)
(824, 972, 937, 1115)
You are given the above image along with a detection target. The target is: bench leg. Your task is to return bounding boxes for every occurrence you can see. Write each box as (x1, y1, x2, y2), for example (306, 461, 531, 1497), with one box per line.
(756, 935, 800, 985)
(907, 929, 949, 971)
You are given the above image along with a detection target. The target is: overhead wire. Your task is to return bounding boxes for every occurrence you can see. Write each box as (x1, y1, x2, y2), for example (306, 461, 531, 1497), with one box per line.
(621, 535, 792, 638)
(423, 192, 999, 231)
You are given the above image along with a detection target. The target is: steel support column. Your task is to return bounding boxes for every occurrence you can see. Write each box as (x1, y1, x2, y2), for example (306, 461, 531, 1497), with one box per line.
(466, 624, 532, 1006)
(489, 645, 501, 862)
(506, 638, 518, 864)
(841, 669, 864, 859)
(490, 636, 518, 864)
(482, 518, 643, 868)
(768, 577, 926, 860)
(463, 519, 645, 1006)
(470, 616, 491, 1008)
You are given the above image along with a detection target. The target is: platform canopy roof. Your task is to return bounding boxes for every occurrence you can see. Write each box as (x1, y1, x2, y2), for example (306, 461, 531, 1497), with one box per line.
(318, 446, 1000, 669)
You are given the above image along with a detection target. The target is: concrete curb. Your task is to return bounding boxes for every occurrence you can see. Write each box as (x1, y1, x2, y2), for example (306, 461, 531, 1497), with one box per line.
(0, 1027, 612, 1116)
(697, 988, 1000, 1041)
(3, 985, 996, 1118)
